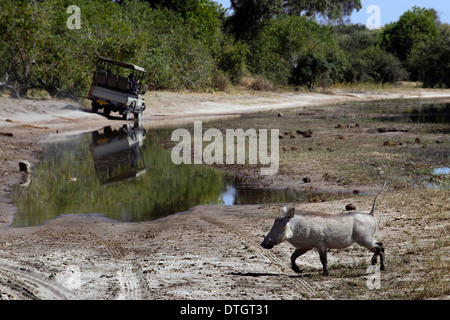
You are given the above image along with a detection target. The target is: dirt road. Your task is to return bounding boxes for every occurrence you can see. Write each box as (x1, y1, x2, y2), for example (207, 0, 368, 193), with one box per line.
(0, 88, 449, 300)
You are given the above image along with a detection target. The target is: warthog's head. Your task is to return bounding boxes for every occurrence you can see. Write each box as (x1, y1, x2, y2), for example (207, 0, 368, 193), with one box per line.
(261, 206, 295, 249)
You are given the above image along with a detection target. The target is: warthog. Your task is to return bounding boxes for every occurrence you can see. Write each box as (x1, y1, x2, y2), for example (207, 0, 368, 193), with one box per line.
(261, 181, 386, 276)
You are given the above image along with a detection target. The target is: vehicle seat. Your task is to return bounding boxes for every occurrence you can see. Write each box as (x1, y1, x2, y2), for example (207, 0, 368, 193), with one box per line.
(96, 70, 108, 86)
(107, 73, 119, 89)
(118, 76, 130, 92)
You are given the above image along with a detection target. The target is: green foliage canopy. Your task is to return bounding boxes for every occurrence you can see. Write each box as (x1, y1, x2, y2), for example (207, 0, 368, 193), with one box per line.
(249, 15, 346, 87)
(0, 0, 447, 95)
(380, 6, 439, 62)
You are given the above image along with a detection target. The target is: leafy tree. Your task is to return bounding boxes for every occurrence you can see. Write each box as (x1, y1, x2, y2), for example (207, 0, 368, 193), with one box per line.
(290, 53, 329, 88)
(380, 6, 439, 63)
(408, 24, 450, 88)
(0, 0, 226, 96)
(123, 0, 225, 51)
(227, 0, 284, 41)
(249, 15, 346, 87)
(0, 0, 48, 95)
(285, 0, 362, 22)
(335, 24, 406, 84)
(227, 0, 362, 40)
(216, 36, 249, 81)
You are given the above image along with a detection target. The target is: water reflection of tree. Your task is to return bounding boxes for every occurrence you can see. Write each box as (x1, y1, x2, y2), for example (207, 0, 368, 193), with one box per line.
(409, 103, 450, 124)
(11, 129, 227, 226)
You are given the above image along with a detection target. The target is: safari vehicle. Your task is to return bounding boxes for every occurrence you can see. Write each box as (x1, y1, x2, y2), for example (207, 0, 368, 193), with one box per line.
(88, 57, 147, 120)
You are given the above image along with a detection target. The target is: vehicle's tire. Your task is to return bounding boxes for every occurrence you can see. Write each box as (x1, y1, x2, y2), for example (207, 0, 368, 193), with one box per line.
(123, 111, 131, 120)
(92, 101, 99, 113)
(134, 111, 142, 120)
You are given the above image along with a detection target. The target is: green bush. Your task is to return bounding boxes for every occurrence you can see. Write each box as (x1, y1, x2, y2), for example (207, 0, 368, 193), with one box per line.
(249, 15, 346, 88)
(408, 25, 450, 88)
(0, 0, 446, 95)
(380, 6, 439, 78)
(290, 53, 329, 88)
(215, 36, 249, 82)
(0, 0, 226, 96)
(335, 24, 407, 84)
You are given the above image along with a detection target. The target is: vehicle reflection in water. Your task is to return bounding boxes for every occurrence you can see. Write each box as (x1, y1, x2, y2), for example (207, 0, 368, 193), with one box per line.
(90, 121, 147, 185)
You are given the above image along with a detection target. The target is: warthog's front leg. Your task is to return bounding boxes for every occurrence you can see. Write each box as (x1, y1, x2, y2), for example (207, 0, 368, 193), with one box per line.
(290, 248, 311, 273)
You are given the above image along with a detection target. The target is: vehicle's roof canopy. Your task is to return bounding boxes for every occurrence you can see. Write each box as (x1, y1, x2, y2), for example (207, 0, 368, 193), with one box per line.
(98, 56, 147, 73)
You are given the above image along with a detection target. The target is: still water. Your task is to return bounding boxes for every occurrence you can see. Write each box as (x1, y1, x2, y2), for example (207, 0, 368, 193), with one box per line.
(11, 122, 307, 227)
(375, 102, 450, 126)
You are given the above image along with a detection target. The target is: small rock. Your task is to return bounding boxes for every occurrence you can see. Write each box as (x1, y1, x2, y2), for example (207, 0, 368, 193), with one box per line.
(436, 139, 443, 144)
(303, 177, 311, 183)
(19, 160, 31, 173)
(335, 124, 343, 128)
(394, 214, 406, 221)
(277, 113, 283, 117)
(291, 146, 298, 151)
(296, 129, 313, 138)
(352, 190, 360, 195)
(290, 135, 296, 139)
(308, 147, 313, 151)
(345, 203, 356, 211)
(383, 140, 391, 146)
(415, 137, 421, 143)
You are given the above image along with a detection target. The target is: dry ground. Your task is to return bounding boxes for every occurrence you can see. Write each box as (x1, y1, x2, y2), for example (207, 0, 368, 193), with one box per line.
(0, 87, 449, 300)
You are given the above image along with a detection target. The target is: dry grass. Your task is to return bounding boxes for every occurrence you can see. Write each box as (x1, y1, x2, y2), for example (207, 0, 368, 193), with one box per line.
(239, 76, 274, 91)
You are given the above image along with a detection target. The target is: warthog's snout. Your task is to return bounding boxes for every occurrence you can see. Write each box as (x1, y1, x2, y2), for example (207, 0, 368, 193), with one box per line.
(261, 237, 274, 249)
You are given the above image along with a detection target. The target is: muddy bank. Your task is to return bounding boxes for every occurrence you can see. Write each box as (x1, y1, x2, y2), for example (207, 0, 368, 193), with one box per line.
(0, 88, 449, 300)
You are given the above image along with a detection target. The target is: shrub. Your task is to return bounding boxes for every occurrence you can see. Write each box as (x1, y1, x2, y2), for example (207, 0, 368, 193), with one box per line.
(290, 53, 329, 88)
(408, 25, 450, 88)
(249, 15, 346, 88)
(380, 6, 439, 70)
(336, 25, 407, 84)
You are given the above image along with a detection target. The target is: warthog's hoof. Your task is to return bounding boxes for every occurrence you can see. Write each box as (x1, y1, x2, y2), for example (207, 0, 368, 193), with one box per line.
(291, 265, 302, 273)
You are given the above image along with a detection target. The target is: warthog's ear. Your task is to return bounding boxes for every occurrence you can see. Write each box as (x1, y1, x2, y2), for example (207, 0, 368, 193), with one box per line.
(285, 208, 295, 219)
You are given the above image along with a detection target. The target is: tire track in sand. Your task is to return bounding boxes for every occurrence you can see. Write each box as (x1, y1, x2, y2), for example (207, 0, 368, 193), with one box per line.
(0, 257, 77, 300)
(200, 216, 318, 298)
(86, 228, 150, 300)
(5, 215, 74, 249)
(3, 215, 149, 300)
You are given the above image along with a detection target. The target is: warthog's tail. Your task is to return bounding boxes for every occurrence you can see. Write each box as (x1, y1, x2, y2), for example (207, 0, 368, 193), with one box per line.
(369, 179, 387, 216)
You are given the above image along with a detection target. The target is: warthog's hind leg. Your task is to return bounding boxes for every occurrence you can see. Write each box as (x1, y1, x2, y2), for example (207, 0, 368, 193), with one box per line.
(370, 242, 385, 270)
